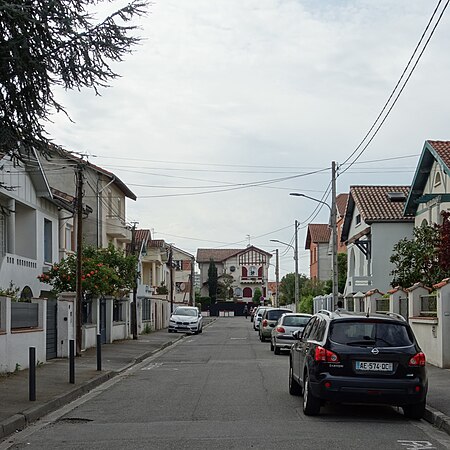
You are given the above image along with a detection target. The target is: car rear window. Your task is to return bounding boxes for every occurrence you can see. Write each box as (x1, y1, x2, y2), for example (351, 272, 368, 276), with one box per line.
(283, 316, 310, 327)
(267, 310, 290, 321)
(330, 321, 414, 347)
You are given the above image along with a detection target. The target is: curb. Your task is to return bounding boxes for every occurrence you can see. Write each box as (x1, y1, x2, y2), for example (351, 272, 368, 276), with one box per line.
(0, 321, 216, 442)
(424, 405, 450, 437)
(0, 371, 114, 441)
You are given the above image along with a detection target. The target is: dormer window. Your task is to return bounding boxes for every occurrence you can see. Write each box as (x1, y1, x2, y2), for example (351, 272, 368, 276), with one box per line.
(387, 192, 406, 202)
(434, 171, 442, 187)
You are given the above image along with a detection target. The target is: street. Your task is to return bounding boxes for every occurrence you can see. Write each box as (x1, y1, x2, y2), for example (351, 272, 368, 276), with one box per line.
(2, 317, 450, 450)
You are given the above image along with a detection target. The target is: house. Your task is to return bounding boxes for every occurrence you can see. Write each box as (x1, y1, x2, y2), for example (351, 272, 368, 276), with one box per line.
(336, 193, 349, 254)
(0, 151, 76, 371)
(305, 224, 331, 281)
(196, 246, 272, 302)
(341, 185, 414, 298)
(0, 151, 65, 299)
(404, 140, 450, 226)
(41, 147, 136, 251)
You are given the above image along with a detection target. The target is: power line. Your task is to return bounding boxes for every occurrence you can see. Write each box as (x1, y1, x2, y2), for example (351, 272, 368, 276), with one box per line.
(340, 0, 448, 175)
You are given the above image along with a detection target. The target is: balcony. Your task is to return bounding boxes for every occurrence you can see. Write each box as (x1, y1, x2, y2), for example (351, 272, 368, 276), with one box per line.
(105, 215, 132, 242)
(345, 276, 373, 295)
(0, 253, 39, 294)
(240, 276, 263, 284)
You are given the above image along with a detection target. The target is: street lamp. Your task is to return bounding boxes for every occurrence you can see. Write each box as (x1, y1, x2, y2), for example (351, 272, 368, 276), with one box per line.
(290, 191, 339, 307)
(270, 236, 299, 312)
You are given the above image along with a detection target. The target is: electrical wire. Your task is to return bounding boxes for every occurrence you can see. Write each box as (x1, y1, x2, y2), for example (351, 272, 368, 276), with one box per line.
(339, 0, 449, 175)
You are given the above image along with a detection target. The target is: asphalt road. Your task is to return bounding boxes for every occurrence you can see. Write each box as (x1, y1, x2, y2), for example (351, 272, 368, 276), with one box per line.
(2, 318, 450, 449)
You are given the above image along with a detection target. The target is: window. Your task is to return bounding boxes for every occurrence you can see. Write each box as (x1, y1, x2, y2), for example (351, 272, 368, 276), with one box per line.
(113, 300, 124, 322)
(44, 219, 52, 263)
(302, 317, 315, 340)
(65, 224, 73, 251)
(243, 287, 252, 298)
(249, 266, 257, 276)
(355, 214, 361, 226)
(434, 171, 442, 187)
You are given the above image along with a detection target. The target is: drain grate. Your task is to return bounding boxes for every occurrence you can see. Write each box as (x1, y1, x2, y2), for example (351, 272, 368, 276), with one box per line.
(57, 417, 94, 424)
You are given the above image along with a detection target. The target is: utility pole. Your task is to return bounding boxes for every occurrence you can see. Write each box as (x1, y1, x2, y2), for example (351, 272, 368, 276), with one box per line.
(275, 248, 279, 308)
(130, 223, 138, 340)
(168, 244, 174, 313)
(75, 164, 83, 356)
(331, 161, 339, 306)
(294, 220, 299, 313)
(190, 257, 195, 306)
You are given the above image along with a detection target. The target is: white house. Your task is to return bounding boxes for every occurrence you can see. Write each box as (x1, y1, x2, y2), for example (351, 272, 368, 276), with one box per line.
(404, 140, 450, 226)
(341, 185, 414, 299)
(0, 151, 62, 298)
(196, 246, 272, 302)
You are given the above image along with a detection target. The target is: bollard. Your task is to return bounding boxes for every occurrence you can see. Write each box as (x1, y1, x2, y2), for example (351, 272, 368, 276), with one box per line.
(29, 347, 36, 401)
(69, 339, 75, 384)
(96, 333, 102, 371)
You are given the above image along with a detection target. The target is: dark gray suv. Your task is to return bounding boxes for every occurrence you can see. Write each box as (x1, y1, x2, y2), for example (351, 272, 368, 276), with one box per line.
(289, 310, 427, 418)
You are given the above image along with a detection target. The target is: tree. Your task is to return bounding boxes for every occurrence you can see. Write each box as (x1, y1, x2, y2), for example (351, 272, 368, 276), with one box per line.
(298, 278, 328, 314)
(279, 272, 308, 305)
(252, 287, 262, 304)
(338, 252, 347, 294)
(217, 273, 234, 300)
(207, 260, 218, 304)
(390, 224, 442, 288)
(0, 0, 148, 164)
(38, 243, 138, 297)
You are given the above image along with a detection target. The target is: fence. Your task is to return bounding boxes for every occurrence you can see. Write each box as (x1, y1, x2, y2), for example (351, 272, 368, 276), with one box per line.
(11, 302, 39, 328)
(420, 294, 437, 317)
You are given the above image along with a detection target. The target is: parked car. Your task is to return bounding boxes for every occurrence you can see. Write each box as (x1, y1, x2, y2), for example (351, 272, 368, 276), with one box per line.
(253, 306, 271, 331)
(259, 308, 292, 342)
(168, 306, 203, 334)
(250, 306, 257, 322)
(289, 310, 427, 418)
(271, 313, 312, 354)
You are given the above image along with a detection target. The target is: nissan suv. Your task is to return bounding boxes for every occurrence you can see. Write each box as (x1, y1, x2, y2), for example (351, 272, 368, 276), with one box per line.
(289, 310, 427, 418)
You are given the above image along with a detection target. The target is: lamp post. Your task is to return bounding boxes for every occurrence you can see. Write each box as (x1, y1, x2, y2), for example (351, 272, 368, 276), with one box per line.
(270, 231, 299, 312)
(290, 171, 338, 307)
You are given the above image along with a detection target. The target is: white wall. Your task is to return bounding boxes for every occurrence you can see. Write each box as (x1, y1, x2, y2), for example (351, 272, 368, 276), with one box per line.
(371, 222, 413, 292)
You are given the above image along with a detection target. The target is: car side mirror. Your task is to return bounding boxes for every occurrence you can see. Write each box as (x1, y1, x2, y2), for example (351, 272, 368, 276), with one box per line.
(293, 329, 304, 340)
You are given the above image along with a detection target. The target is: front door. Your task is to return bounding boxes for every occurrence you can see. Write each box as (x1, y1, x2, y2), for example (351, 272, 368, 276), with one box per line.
(46, 299, 58, 359)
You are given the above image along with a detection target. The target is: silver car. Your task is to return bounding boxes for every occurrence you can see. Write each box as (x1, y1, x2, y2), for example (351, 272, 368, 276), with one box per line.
(271, 313, 312, 354)
(168, 306, 203, 334)
(253, 306, 271, 331)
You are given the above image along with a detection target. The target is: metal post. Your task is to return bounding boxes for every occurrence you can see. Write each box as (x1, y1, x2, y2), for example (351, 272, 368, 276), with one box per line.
(69, 339, 75, 384)
(294, 220, 299, 313)
(29, 347, 36, 401)
(275, 249, 279, 308)
(76, 165, 83, 356)
(331, 161, 339, 306)
(96, 334, 102, 371)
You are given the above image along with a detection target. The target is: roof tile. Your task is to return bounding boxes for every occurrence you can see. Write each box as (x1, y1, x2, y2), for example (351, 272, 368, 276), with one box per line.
(350, 185, 414, 223)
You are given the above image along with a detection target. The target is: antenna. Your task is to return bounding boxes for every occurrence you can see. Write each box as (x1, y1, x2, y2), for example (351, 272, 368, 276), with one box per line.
(246, 234, 251, 247)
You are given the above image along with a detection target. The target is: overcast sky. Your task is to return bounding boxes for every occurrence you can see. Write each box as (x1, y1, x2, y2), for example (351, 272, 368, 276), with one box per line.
(47, 0, 450, 279)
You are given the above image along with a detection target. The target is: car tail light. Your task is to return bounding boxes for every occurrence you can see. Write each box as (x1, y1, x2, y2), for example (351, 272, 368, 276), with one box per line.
(314, 346, 340, 363)
(262, 319, 268, 327)
(276, 326, 285, 333)
(408, 352, 426, 367)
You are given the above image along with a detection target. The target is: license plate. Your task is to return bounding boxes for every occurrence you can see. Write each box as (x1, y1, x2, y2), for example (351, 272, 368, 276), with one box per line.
(356, 361, 393, 371)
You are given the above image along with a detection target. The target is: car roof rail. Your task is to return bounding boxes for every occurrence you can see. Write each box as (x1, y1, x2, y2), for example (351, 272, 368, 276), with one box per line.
(317, 309, 332, 317)
(376, 311, 407, 322)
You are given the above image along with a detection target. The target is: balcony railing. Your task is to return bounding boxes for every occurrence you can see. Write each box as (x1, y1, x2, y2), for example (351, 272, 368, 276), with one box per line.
(240, 276, 263, 284)
(105, 215, 132, 242)
(347, 276, 372, 293)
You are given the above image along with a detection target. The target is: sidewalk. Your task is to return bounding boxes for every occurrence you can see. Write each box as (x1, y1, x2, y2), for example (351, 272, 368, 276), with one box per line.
(1, 317, 449, 440)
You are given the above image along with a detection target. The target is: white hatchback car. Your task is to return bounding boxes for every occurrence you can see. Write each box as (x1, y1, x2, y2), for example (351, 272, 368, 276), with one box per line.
(168, 306, 203, 334)
(253, 306, 271, 331)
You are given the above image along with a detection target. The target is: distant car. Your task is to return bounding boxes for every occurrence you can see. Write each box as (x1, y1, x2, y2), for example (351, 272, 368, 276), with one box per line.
(271, 313, 312, 354)
(253, 306, 271, 331)
(168, 306, 203, 334)
(289, 309, 427, 418)
(259, 308, 292, 342)
(250, 307, 257, 322)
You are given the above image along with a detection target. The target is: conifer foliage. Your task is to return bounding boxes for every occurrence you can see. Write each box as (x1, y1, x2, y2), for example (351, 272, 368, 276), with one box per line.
(0, 0, 147, 160)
